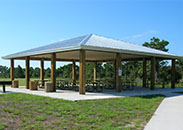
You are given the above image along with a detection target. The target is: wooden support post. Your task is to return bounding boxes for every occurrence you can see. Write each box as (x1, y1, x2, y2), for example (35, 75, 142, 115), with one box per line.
(51, 53, 56, 92)
(25, 57, 30, 89)
(143, 58, 147, 88)
(94, 62, 97, 82)
(10, 59, 14, 87)
(40, 59, 44, 86)
(79, 50, 86, 94)
(171, 59, 176, 89)
(72, 61, 76, 85)
(116, 53, 121, 92)
(113, 60, 116, 86)
(151, 57, 156, 90)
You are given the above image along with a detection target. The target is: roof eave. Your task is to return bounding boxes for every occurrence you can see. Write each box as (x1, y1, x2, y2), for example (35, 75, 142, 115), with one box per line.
(2, 45, 82, 60)
(80, 45, 183, 60)
(2, 44, 183, 60)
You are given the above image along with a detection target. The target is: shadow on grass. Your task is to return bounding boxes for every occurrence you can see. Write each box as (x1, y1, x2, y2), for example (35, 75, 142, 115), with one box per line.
(172, 92, 183, 94)
(134, 94, 165, 99)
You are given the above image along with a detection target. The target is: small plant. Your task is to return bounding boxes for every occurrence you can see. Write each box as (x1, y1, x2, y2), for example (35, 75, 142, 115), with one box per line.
(34, 116, 47, 121)
(0, 123, 7, 130)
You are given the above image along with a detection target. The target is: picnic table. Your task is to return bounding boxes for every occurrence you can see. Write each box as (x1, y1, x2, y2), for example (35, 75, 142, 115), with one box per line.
(121, 81, 137, 90)
(85, 81, 104, 92)
(0, 81, 12, 93)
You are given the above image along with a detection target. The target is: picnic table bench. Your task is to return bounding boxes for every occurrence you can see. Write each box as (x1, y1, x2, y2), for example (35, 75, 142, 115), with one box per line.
(0, 81, 12, 93)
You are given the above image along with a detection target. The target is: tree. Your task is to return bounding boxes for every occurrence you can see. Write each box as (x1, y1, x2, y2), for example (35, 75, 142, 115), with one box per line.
(143, 37, 169, 52)
(143, 37, 169, 83)
(122, 61, 142, 82)
(56, 66, 64, 78)
(62, 64, 72, 79)
(85, 63, 94, 81)
(0, 65, 9, 78)
(158, 61, 171, 88)
(96, 63, 105, 79)
(175, 59, 183, 83)
(176, 59, 183, 77)
(29, 67, 34, 78)
(32, 67, 40, 78)
(45, 68, 51, 78)
(14, 65, 25, 78)
(104, 63, 113, 78)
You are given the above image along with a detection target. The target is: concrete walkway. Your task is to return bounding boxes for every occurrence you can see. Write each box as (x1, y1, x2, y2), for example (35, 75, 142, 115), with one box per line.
(144, 92, 183, 130)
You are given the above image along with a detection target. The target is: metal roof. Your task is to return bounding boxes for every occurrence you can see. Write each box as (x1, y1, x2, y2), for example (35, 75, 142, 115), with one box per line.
(2, 34, 183, 59)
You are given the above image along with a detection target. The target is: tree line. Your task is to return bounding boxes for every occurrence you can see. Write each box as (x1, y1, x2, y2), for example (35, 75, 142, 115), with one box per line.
(0, 37, 183, 87)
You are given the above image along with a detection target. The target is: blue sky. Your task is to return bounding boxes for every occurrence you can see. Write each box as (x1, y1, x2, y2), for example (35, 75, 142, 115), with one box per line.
(0, 0, 182, 68)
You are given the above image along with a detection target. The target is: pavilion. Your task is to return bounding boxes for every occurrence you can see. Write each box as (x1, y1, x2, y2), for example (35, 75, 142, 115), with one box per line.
(2, 34, 183, 94)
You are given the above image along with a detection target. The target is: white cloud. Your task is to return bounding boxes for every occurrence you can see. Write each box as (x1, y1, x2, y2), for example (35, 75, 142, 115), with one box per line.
(122, 30, 159, 40)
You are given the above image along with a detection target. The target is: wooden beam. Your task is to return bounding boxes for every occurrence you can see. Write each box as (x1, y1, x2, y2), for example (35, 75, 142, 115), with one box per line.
(150, 57, 156, 90)
(10, 59, 14, 83)
(79, 50, 86, 94)
(29, 57, 77, 62)
(116, 53, 122, 92)
(25, 57, 30, 89)
(40, 59, 44, 86)
(51, 53, 56, 92)
(72, 61, 76, 85)
(28, 57, 114, 62)
(143, 58, 147, 88)
(94, 62, 97, 82)
(171, 59, 176, 89)
(122, 58, 144, 61)
(15, 57, 113, 62)
(15, 56, 155, 63)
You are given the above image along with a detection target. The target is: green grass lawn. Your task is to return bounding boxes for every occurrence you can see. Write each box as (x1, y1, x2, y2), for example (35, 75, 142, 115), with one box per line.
(0, 78, 49, 86)
(0, 93, 164, 130)
(0, 78, 70, 86)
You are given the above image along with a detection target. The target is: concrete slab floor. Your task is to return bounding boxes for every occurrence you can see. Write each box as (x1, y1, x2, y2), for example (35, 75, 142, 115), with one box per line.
(1, 86, 183, 101)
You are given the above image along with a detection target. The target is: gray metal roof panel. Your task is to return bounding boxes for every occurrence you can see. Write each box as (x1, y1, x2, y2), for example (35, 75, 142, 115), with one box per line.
(15, 35, 88, 55)
(84, 34, 180, 58)
(3, 35, 88, 59)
